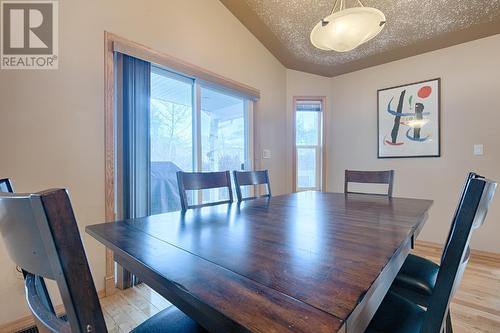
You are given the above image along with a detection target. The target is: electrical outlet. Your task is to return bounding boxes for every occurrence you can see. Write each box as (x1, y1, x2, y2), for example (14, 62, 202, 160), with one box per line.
(262, 149, 272, 159)
(473, 144, 484, 156)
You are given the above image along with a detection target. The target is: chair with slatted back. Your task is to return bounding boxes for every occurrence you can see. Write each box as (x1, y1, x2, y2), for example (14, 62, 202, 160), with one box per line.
(0, 178, 13, 193)
(177, 171, 233, 210)
(233, 170, 271, 202)
(344, 170, 394, 197)
(365, 174, 496, 333)
(0, 189, 207, 333)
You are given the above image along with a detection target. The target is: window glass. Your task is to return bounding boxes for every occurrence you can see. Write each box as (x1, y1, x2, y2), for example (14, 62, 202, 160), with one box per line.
(149, 67, 251, 211)
(201, 86, 247, 202)
(296, 111, 319, 145)
(150, 67, 194, 213)
(297, 148, 317, 188)
(295, 100, 322, 191)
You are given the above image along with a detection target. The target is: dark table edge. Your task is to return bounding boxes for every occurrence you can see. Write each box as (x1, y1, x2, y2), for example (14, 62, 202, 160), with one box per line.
(86, 226, 251, 333)
(343, 209, 431, 333)
(86, 225, 344, 333)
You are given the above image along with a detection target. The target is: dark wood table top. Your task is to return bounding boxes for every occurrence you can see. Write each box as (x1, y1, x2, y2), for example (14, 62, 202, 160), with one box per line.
(87, 191, 433, 333)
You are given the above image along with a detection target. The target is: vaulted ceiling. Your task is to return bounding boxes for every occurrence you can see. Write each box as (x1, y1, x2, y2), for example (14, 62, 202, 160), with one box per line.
(221, 0, 500, 77)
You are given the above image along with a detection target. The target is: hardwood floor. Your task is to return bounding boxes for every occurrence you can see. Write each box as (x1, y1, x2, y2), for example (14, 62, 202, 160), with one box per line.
(101, 283, 171, 333)
(412, 242, 500, 333)
(100, 242, 500, 333)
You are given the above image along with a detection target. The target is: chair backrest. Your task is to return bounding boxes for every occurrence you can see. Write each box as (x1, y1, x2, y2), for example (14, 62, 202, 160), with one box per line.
(0, 189, 107, 333)
(233, 170, 272, 202)
(421, 175, 496, 333)
(440, 172, 478, 263)
(344, 170, 394, 197)
(177, 171, 233, 210)
(0, 178, 14, 192)
(0, 178, 59, 329)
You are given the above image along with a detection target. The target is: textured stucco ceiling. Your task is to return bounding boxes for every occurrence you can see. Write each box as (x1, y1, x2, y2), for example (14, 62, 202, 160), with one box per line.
(221, 0, 500, 77)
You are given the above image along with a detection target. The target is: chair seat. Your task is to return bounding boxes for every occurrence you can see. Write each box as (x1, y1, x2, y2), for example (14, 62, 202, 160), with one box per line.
(132, 306, 208, 333)
(391, 254, 440, 304)
(365, 291, 425, 333)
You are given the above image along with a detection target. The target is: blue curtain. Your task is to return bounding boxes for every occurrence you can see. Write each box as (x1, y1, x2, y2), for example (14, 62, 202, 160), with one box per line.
(122, 54, 151, 220)
(117, 54, 151, 288)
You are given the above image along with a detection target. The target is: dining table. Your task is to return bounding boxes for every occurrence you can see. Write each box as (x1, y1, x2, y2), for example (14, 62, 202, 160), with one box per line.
(86, 191, 433, 333)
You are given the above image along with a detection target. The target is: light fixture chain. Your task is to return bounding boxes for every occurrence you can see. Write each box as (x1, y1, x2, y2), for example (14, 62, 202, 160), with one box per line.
(330, 0, 365, 15)
(330, 0, 340, 15)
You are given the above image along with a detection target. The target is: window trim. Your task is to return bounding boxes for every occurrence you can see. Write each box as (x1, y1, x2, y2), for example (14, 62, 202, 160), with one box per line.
(292, 96, 327, 192)
(112, 32, 260, 100)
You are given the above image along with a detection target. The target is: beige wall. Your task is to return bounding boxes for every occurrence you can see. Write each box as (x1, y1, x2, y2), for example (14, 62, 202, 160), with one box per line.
(327, 34, 500, 253)
(0, 0, 287, 324)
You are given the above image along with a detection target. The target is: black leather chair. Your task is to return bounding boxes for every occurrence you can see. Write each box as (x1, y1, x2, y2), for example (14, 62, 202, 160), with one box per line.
(0, 188, 206, 333)
(390, 172, 477, 330)
(233, 170, 271, 202)
(0, 178, 14, 192)
(366, 174, 496, 333)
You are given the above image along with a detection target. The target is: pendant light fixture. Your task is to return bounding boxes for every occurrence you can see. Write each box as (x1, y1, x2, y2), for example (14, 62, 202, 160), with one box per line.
(310, 0, 386, 52)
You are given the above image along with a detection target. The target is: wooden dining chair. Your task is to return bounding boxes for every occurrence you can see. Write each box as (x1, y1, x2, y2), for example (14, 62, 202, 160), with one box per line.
(344, 170, 394, 197)
(390, 172, 478, 307)
(0, 178, 14, 192)
(365, 175, 496, 333)
(233, 170, 271, 202)
(0, 189, 207, 333)
(177, 171, 233, 210)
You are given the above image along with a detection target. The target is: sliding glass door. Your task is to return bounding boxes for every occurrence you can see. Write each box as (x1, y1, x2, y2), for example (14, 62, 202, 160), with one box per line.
(150, 66, 252, 213)
(116, 56, 254, 290)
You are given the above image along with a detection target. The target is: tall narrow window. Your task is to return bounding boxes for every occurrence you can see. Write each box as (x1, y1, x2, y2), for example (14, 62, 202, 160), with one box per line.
(294, 99, 324, 191)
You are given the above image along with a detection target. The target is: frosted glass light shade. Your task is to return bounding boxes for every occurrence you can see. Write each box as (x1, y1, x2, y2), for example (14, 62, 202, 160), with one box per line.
(310, 7, 386, 52)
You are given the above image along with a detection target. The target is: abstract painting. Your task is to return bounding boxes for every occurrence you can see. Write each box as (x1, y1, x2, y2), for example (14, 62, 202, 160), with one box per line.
(377, 78, 440, 158)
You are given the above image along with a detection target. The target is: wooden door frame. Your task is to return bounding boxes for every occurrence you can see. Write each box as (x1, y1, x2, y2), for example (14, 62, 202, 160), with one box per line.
(104, 32, 116, 296)
(292, 96, 327, 193)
